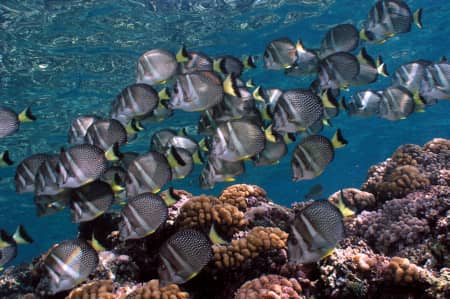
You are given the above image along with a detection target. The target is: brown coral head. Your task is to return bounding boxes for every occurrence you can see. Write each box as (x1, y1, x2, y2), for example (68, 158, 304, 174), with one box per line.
(219, 184, 268, 210)
(235, 274, 303, 299)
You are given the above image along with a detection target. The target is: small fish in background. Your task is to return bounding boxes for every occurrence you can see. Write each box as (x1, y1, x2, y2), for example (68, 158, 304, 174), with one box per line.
(291, 129, 347, 181)
(271, 89, 324, 134)
(176, 45, 214, 74)
(43, 239, 99, 295)
(0, 106, 36, 139)
(15, 153, 53, 194)
(68, 115, 100, 145)
(378, 86, 423, 120)
(110, 83, 160, 125)
(0, 225, 33, 271)
(125, 151, 172, 197)
(69, 180, 114, 223)
(213, 55, 245, 78)
(343, 90, 382, 117)
(119, 192, 169, 240)
(351, 48, 388, 86)
(319, 24, 360, 58)
(285, 40, 320, 76)
(57, 144, 113, 189)
(288, 200, 344, 264)
(84, 119, 128, 151)
(199, 156, 245, 189)
(210, 119, 265, 162)
(136, 49, 178, 85)
(34, 155, 63, 196)
(263, 37, 297, 70)
(318, 52, 360, 90)
(158, 229, 212, 285)
(169, 70, 224, 112)
(0, 150, 14, 167)
(304, 183, 324, 199)
(360, 0, 422, 44)
(34, 191, 70, 217)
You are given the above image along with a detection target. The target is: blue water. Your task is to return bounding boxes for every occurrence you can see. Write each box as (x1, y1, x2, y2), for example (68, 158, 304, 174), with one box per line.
(0, 0, 449, 266)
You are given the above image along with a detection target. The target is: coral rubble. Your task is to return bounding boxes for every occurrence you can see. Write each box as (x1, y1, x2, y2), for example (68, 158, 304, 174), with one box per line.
(0, 138, 448, 299)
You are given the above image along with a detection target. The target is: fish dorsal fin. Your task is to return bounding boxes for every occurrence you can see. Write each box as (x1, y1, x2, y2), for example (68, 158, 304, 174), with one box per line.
(111, 173, 125, 193)
(91, 233, 106, 252)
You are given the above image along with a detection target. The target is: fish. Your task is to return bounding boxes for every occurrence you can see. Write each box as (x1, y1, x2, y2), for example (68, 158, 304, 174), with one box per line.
(110, 83, 160, 125)
(288, 200, 344, 264)
(199, 156, 245, 189)
(176, 46, 214, 74)
(125, 151, 172, 197)
(84, 119, 128, 151)
(15, 153, 53, 194)
(100, 166, 128, 195)
(304, 184, 324, 199)
(43, 239, 99, 295)
(166, 135, 203, 164)
(0, 150, 14, 167)
(344, 90, 382, 117)
(0, 106, 36, 138)
(142, 89, 174, 122)
(392, 60, 431, 92)
(35, 155, 64, 196)
(420, 62, 450, 102)
(69, 180, 114, 223)
(119, 193, 168, 240)
(150, 128, 179, 154)
(291, 129, 347, 181)
(318, 52, 360, 90)
(0, 225, 33, 270)
(272, 89, 324, 134)
(68, 115, 100, 145)
(210, 120, 265, 162)
(158, 229, 212, 285)
(361, 0, 423, 43)
(378, 86, 419, 120)
(57, 144, 111, 189)
(213, 55, 245, 77)
(285, 40, 320, 76)
(351, 48, 388, 86)
(320, 24, 360, 58)
(136, 49, 178, 85)
(263, 37, 297, 70)
(214, 87, 255, 122)
(34, 191, 70, 217)
(169, 71, 224, 112)
(252, 131, 290, 166)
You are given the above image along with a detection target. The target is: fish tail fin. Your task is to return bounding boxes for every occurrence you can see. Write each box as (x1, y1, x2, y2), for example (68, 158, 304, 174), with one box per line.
(125, 118, 144, 134)
(13, 225, 34, 245)
(413, 90, 426, 112)
(18, 107, 36, 123)
(260, 104, 273, 121)
(105, 143, 123, 161)
(295, 39, 305, 53)
(337, 190, 355, 217)
(158, 87, 171, 101)
(198, 138, 209, 152)
(376, 56, 389, 77)
(284, 133, 296, 144)
(252, 86, 265, 102)
(414, 9, 423, 29)
(264, 124, 277, 143)
(331, 129, 348, 149)
(321, 89, 339, 109)
(177, 127, 188, 136)
(223, 74, 241, 97)
(163, 187, 180, 207)
(192, 150, 205, 165)
(359, 29, 369, 41)
(243, 55, 257, 69)
(111, 173, 125, 194)
(339, 97, 347, 110)
(91, 233, 106, 252)
(176, 45, 189, 62)
(0, 150, 14, 166)
(245, 79, 255, 88)
(213, 58, 223, 74)
(166, 146, 186, 168)
(209, 224, 228, 245)
(357, 47, 371, 64)
(322, 119, 332, 127)
(223, 176, 236, 182)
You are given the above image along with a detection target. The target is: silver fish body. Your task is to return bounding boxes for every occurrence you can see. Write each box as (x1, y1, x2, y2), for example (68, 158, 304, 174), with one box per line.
(179, 51, 213, 74)
(35, 155, 63, 196)
(150, 129, 178, 154)
(392, 60, 431, 92)
(346, 90, 382, 117)
(320, 24, 359, 58)
(0, 107, 19, 138)
(84, 119, 127, 151)
(318, 52, 360, 90)
(264, 38, 297, 70)
(15, 153, 53, 194)
(378, 86, 415, 120)
(68, 115, 99, 145)
(136, 49, 178, 85)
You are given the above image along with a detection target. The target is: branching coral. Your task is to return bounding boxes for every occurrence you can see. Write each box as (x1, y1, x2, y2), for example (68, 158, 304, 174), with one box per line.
(122, 279, 190, 299)
(66, 280, 115, 299)
(212, 226, 288, 269)
(235, 274, 304, 299)
(377, 165, 430, 199)
(218, 184, 268, 210)
(328, 188, 377, 212)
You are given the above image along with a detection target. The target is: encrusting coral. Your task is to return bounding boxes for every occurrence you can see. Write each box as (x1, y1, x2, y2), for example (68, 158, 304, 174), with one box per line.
(218, 184, 268, 211)
(377, 165, 430, 199)
(66, 280, 115, 299)
(121, 279, 190, 299)
(212, 226, 288, 269)
(234, 274, 304, 299)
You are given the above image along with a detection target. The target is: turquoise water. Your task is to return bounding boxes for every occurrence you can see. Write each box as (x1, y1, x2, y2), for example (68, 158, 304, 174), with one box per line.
(0, 0, 449, 266)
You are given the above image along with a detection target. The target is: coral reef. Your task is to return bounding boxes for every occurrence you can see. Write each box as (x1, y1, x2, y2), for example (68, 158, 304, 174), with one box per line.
(235, 274, 304, 299)
(0, 138, 448, 299)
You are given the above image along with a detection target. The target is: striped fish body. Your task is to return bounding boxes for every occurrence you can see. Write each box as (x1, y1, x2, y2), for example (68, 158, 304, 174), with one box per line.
(136, 49, 178, 86)
(35, 155, 62, 196)
(84, 119, 127, 151)
(263, 38, 297, 70)
(320, 24, 359, 58)
(15, 154, 53, 194)
(379, 86, 415, 120)
(178, 51, 213, 74)
(0, 107, 19, 138)
(68, 115, 99, 145)
(347, 90, 382, 117)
